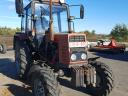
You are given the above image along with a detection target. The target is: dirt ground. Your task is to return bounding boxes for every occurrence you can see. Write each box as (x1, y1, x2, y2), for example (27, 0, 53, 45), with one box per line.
(0, 36, 13, 47)
(0, 50, 128, 96)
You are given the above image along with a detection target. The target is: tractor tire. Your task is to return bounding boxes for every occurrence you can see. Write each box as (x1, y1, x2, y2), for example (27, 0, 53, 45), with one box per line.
(0, 44, 7, 54)
(89, 61, 114, 96)
(31, 63, 61, 96)
(15, 40, 32, 79)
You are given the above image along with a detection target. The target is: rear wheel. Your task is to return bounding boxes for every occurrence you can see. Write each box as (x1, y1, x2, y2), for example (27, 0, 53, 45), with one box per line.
(15, 40, 32, 79)
(31, 64, 61, 96)
(88, 61, 114, 96)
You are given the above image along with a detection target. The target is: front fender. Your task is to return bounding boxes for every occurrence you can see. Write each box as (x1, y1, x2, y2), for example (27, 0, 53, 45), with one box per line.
(88, 57, 100, 64)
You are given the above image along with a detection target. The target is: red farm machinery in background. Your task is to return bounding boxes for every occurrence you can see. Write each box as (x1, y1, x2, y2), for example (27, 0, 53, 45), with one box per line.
(90, 37, 126, 53)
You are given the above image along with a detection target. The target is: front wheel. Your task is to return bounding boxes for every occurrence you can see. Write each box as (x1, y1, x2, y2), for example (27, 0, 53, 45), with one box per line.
(32, 64, 61, 96)
(88, 61, 114, 96)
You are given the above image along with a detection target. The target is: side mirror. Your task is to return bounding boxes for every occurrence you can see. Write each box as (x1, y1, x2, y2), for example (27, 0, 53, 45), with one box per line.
(15, 0, 24, 16)
(80, 5, 84, 19)
(69, 5, 84, 19)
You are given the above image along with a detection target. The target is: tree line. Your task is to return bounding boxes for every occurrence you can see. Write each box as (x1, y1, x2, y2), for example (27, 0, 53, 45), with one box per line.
(110, 24, 128, 42)
(0, 26, 20, 36)
(0, 24, 128, 42)
(80, 24, 128, 42)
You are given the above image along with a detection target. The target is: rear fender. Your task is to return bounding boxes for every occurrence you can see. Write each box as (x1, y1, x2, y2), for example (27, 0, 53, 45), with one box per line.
(13, 32, 29, 50)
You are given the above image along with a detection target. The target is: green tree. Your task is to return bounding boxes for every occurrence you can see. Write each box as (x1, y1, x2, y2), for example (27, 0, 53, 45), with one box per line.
(91, 30, 96, 35)
(110, 24, 128, 42)
(0, 26, 20, 36)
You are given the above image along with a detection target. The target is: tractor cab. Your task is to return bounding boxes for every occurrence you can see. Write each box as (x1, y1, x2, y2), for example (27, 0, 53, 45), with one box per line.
(20, 0, 84, 37)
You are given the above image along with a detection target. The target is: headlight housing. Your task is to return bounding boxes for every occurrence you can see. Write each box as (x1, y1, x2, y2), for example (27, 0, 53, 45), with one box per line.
(71, 53, 77, 61)
(81, 53, 87, 60)
(70, 52, 87, 61)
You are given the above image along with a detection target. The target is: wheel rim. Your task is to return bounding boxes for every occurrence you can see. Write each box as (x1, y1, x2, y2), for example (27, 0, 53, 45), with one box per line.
(34, 78, 46, 96)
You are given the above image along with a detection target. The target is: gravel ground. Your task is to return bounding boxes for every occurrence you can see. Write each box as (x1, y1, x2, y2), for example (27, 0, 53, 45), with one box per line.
(0, 50, 128, 96)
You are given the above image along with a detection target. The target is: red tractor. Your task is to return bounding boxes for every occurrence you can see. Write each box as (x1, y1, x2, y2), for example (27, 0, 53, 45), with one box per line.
(14, 0, 114, 96)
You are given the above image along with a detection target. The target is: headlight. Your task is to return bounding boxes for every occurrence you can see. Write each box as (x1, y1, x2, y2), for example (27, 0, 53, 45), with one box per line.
(71, 53, 77, 61)
(81, 53, 87, 60)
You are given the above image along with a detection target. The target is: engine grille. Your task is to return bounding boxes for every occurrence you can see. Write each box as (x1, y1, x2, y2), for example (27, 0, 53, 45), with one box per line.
(69, 36, 85, 42)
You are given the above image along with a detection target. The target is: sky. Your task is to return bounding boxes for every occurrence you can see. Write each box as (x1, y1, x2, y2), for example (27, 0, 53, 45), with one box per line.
(0, 0, 128, 34)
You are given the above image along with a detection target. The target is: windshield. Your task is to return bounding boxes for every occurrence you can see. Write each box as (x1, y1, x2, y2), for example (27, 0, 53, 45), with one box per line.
(34, 3, 68, 34)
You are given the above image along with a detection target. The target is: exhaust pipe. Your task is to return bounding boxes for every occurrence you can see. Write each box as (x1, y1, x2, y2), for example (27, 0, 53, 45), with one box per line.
(49, 0, 54, 41)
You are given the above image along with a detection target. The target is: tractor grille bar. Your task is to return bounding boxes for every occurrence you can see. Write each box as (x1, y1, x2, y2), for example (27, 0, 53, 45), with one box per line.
(71, 65, 96, 87)
(71, 66, 85, 87)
